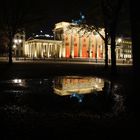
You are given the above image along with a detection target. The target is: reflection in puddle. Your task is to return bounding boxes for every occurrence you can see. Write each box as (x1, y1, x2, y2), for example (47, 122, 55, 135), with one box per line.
(13, 79, 22, 84)
(12, 79, 26, 87)
(53, 76, 112, 104)
(0, 76, 126, 117)
(53, 76, 106, 96)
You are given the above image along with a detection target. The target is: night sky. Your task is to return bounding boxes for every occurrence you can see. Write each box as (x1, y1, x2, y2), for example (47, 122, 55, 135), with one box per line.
(27, 0, 130, 37)
(26, 0, 95, 34)
(0, 0, 130, 37)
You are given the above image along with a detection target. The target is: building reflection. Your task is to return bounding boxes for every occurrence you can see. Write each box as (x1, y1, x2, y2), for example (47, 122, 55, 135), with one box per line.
(12, 79, 26, 87)
(53, 76, 105, 96)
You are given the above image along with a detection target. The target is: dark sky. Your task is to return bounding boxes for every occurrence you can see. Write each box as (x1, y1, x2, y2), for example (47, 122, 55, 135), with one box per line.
(0, 0, 99, 36)
(0, 0, 130, 37)
(27, 0, 130, 37)
(26, 0, 95, 34)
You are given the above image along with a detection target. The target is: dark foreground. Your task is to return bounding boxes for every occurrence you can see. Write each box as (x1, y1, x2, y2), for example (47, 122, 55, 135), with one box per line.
(0, 62, 139, 139)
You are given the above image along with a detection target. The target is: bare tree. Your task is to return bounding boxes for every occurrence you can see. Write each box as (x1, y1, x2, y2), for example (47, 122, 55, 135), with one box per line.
(129, 0, 140, 75)
(0, 0, 49, 64)
(68, 0, 124, 74)
(0, 0, 27, 64)
(68, 23, 107, 68)
(101, 0, 124, 75)
(101, 0, 110, 69)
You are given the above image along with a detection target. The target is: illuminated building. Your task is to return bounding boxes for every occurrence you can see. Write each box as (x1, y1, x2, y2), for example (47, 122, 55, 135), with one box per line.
(115, 37, 132, 59)
(22, 21, 132, 62)
(53, 22, 105, 59)
(24, 38, 62, 58)
(24, 22, 105, 59)
(13, 31, 25, 57)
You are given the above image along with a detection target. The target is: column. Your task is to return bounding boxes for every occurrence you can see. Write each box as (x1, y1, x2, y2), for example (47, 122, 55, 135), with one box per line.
(41, 43, 43, 58)
(95, 35, 98, 60)
(70, 31, 74, 58)
(46, 43, 49, 58)
(89, 34, 92, 58)
(59, 46, 62, 58)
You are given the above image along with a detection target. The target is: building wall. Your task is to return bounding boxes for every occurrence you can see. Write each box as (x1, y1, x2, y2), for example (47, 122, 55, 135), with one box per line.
(22, 22, 132, 62)
(54, 22, 105, 59)
(24, 39, 62, 58)
(13, 32, 25, 57)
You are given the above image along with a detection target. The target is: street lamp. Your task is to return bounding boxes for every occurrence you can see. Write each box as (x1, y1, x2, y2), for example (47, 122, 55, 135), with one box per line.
(13, 38, 22, 57)
(116, 37, 124, 63)
(14, 39, 22, 44)
(117, 38, 122, 43)
(13, 44, 16, 49)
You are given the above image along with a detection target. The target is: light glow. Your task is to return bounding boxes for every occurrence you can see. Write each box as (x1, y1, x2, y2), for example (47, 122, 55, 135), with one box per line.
(13, 79, 22, 84)
(13, 45, 16, 48)
(117, 38, 122, 43)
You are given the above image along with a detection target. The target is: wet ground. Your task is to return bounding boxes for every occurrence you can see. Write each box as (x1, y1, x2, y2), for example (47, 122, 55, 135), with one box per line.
(0, 63, 138, 139)
(0, 76, 138, 139)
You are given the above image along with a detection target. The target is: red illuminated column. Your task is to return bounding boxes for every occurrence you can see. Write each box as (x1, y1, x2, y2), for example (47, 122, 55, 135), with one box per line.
(78, 34, 82, 57)
(65, 35, 70, 58)
(100, 45, 103, 59)
(88, 34, 92, 58)
(91, 35, 95, 58)
(82, 37, 88, 58)
(95, 34, 99, 60)
(70, 33, 74, 58)
(74, 36, 78, 57)
(98, 46, 101, 59)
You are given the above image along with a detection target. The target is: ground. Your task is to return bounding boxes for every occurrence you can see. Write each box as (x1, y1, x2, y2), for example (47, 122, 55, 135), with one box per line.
(0, 62, 139, 139)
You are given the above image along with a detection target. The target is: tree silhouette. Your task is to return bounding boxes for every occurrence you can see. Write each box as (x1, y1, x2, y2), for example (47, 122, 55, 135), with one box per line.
(100, 0, 124, 75)
(69, 0, 125, 75)
(0, 0, 49, 64)
(129, 0, 140, 75)
(79, 1, 109, 69)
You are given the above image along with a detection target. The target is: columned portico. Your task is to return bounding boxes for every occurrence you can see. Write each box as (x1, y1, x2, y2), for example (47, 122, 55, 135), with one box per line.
(54, 22, 105, 60)
(24, 39, 62, 58)
(23, 22, 132, 62)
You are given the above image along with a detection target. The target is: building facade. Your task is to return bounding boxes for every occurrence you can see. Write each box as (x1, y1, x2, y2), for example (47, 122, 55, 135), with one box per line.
(24, 38, 62, 58)
(15, 21, 132, 63)
(13, 31, 25, 57)
(53, 22, 105, 59)
(116, 38, 132, 59)
(23, 22, 105, 60)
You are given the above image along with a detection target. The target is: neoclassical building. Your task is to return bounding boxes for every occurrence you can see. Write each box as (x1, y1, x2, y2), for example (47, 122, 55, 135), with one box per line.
(53, 22, 105, 59)
(24, 38, 62, 58)
(20, 21, 132, 61)
(24, 22, 105, 59)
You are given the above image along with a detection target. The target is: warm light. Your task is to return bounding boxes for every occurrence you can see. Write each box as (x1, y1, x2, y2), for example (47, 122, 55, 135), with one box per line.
(13, 45, 16, 48)
(18, 39, 22, 43)
(14, 39, 22, 44)
(13, 79, 22, 83)
(99, 78, 102, 83)
(95, 33, 99, 38)
(14, 39, 18, 43)
(95, 84, 98, 88)
(34, 51, 37, 57)
(45, 34, 50, 37)
(12, 79, 26, 86)
(117, 38, 122, 43)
